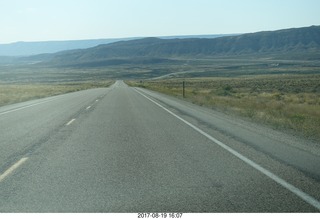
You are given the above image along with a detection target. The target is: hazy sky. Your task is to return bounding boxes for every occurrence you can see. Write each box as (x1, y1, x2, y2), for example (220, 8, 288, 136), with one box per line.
(1, 0, 319, 43)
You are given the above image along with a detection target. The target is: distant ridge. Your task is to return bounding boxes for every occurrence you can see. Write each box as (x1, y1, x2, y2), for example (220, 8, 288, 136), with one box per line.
(2, 26, 319, 66)
(46, 26, 320, 67)
(0, 34, 233, 57)
(0, 38, 139, 56)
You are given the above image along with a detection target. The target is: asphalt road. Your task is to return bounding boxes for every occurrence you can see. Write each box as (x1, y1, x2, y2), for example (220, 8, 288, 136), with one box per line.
(0, 80, 319, 212)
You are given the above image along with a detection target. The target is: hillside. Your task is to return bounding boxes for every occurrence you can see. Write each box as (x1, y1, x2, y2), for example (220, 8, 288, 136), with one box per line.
(0, 38, 139, 57)
(46, 26, 320, 67)
(0, 34, 232, 57)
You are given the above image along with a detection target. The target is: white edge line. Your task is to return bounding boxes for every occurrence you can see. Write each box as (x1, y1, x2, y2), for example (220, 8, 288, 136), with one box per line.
(134, 88, 320, 211)
(0, 157, 29, 183)
(66, 118, 76, 126)
(0, 96, 61, 116)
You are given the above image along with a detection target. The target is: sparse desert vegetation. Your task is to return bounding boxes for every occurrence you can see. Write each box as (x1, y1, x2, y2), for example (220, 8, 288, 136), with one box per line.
(127, 74, 320, 140)
(0, 80, 114, 107)
(0, 65, 115, 107)
(2, 57, 320, 141)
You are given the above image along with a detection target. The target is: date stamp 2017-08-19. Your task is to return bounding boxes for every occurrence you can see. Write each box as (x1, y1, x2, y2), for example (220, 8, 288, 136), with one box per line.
(137, 213, 183, 219)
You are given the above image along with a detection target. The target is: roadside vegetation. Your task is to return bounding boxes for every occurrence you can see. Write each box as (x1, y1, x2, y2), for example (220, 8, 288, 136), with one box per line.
(127, 74, 320, 141)
(1, 56, 320, 141)
(0, 81, 113, 107)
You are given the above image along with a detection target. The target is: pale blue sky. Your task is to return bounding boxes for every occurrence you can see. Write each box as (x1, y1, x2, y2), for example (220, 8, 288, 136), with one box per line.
(0, 0, 319, 43)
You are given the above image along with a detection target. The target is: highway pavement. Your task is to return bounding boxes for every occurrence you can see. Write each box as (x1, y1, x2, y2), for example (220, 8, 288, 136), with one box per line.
(0, 80, 319, 212)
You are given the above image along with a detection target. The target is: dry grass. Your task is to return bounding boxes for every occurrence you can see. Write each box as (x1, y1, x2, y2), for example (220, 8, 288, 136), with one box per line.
(127, 74, 320, 140)
(0, 81, 114, 107)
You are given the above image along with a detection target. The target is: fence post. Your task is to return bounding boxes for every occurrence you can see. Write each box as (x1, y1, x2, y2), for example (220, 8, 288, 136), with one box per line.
(183, 81, 185, 98)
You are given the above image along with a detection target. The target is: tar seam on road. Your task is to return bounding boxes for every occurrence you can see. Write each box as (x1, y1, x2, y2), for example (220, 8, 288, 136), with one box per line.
(134, 88, 320, 211)
(0, 157, 29, 183)
(66, 119, 76, 126)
